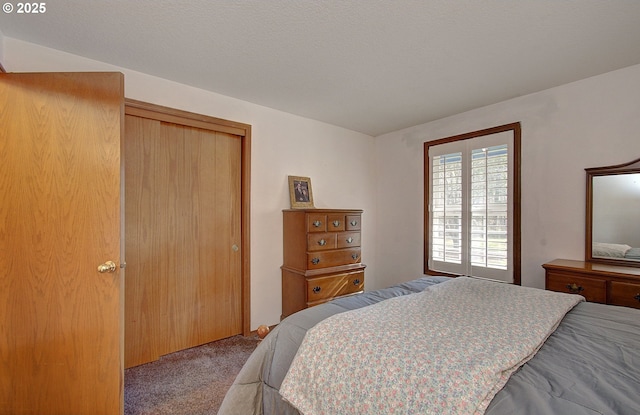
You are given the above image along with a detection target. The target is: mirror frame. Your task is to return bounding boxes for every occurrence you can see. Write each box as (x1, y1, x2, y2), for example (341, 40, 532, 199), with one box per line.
(586, 157, 640, 267)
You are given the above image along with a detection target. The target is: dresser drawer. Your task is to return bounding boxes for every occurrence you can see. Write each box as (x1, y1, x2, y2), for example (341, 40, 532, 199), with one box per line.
(307, 233, 337, 251)
(306, 271, 365, 305)
(307, 248, 361, 269)
(307, 213, 327, 232)
(337, 231, 361, 248)
(609, 281, 640, 309)
(545, 271, 606, 303)
(345, 215, 361, 230)
(543, 259, 640, 310)
(327, 213, 346, 231)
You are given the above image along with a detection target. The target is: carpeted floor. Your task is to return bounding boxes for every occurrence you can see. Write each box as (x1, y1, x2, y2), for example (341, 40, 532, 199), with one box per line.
(124, 335, 261, 415)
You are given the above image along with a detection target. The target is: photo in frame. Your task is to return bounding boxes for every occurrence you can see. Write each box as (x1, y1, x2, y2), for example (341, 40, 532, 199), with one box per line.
(288, 176, 314, 208)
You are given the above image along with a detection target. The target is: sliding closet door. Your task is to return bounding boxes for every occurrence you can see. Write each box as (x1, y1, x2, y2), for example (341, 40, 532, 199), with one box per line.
(125, 114, 242, 368)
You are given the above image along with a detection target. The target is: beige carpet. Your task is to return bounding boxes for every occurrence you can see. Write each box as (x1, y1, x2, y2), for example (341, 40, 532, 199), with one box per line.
(124, 335, 260, 415)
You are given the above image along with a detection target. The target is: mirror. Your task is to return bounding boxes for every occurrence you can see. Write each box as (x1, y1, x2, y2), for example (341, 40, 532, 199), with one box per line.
(586, 157, 640, 266)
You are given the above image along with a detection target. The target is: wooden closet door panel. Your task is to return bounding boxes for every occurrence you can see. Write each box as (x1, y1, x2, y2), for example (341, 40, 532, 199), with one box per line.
(124, 117, 242, 366)
(124, 115, 163, 368)
(159, 124, 243, 353)
(158, 122, 191, 354)
(209, 131, 243, 339)
(161, 126, 244, 351)
(160, 123, 207, 353)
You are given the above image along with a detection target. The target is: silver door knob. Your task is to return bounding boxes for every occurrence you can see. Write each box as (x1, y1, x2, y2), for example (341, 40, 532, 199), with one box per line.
(97, 261, 117, 273)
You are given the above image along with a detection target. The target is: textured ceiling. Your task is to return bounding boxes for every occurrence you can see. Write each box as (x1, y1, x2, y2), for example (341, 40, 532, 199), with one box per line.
(2, 1, 640, 136)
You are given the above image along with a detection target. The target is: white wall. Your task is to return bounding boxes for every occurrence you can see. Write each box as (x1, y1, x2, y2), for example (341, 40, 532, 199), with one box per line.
(3, 37, 378, 329)
(0, 30, 4, 69)
(8, 36, 640, 323)
(375, 63, 640, 289)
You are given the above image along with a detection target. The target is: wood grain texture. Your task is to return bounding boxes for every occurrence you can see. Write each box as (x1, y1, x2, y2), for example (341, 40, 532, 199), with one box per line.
(545, 270, 607, 303)
(281, 209, 365, 318)
(544, 258, 640, 309)
(609, 281, 640, 309)
(124, 115, 163, 367)
(125, 100, 252, 337)
(306, 270, 365, 304)
(0, 73, 124, 414)
(306, 248, 362, 269)
(124, 114, 243, 368)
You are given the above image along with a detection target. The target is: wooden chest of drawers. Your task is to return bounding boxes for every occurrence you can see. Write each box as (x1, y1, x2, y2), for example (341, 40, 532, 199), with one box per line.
(543, 259, 640, 309)
(281, 209, 365, 319)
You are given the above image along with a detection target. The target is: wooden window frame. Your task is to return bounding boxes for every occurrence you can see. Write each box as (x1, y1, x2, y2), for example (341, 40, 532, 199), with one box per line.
(424, 122, 521, 285)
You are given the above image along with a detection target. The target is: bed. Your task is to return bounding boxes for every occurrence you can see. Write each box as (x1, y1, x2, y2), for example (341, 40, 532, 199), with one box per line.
(218, 276, 640, 415)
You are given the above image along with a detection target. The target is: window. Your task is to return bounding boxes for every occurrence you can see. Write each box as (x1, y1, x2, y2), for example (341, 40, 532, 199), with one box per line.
(424, 123, 521, 284)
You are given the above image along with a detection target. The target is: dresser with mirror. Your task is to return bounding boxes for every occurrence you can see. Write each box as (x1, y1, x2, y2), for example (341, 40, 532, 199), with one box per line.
(543, 157, 640, 309)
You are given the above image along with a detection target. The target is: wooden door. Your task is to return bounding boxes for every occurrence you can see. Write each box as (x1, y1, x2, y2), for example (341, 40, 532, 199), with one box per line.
(124, 112, 243, 368)
(0, 73, 124, 414)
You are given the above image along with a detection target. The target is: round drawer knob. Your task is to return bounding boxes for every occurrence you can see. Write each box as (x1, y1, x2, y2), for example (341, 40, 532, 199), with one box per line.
(312, 286, 321, 294)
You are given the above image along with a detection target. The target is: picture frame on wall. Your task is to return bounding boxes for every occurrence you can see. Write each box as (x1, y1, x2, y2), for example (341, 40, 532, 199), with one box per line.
(288, 176, 314, 208)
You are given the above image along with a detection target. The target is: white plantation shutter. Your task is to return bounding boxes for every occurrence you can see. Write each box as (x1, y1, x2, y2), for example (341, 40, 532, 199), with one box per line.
(469, 144, 510, 280)
(428, 131, 513, 282)
(431, 152, 463, 269)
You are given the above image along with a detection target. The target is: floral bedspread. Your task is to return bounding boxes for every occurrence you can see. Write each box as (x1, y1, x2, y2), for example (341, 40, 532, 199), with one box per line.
(279, 277, 584, 415)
